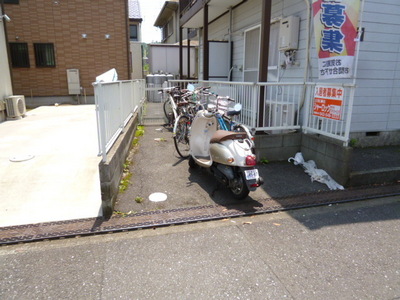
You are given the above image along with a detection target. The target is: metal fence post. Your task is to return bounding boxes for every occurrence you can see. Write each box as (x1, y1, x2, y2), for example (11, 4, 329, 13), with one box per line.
(96, 83, 108, 162)
(343, 84, 356, 146)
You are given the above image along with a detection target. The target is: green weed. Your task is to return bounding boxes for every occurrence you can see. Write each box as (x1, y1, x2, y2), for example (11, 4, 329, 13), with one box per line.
(135, 196, 144, 203)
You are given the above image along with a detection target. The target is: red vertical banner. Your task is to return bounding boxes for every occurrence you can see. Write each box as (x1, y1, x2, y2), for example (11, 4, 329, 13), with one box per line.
(312, 0, 361, 79)
(313, 85, 344, 120)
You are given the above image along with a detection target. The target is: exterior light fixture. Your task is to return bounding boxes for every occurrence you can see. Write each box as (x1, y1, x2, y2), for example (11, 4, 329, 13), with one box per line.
(81, 33, 87, 39)
(0, 14, 11, 22)
(105, 34, 110, 39)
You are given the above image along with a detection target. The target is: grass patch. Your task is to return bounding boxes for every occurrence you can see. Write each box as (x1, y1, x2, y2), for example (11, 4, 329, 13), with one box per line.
(113, 210, 134, 217)
(135, 196, 144, 203)
(132, 125, 145, 147)
(119, 171, 132, 193)
(119, 126, 145, 194)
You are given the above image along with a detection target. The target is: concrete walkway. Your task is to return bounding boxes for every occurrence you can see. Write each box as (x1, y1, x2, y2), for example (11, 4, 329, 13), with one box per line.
(0, 105, 102, 227)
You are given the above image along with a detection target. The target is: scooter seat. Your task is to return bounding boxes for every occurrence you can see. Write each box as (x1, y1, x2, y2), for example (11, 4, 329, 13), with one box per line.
(210, 130, 248, 143)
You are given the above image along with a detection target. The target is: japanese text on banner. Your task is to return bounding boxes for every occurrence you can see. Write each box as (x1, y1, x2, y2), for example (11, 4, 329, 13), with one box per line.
(312, 0, 361, 79)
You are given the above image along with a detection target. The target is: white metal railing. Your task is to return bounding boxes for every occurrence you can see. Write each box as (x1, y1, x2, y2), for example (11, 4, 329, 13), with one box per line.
(166, 79, 355, 145)
(257, 82, 303, 133)
(302, 82, 356, 146)
(94, 79, 145, 162)
(146, 83, 165, 102)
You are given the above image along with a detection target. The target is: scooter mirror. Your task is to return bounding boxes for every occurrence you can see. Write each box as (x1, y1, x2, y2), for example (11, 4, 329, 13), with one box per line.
(233, 103, 242, 112)
(187, 84, 195, 92)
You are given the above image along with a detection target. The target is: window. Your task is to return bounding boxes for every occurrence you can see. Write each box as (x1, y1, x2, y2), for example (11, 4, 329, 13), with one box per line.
(9, 43, 30, 68)
(243, 26, 260, 82)
(130, 25, 138, 41)
(267, 21, 280, 82)
(34, 43, 56, 67)
(4, 0, 19, 4)
(243, 22, 280, 82)
(162, 19, 174, 41)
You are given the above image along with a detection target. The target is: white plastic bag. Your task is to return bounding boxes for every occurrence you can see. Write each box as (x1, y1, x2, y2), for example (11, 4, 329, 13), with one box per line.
(288, 152, 344, 190)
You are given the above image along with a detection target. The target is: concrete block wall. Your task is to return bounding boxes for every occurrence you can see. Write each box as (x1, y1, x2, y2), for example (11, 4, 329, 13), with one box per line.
(99, 113, 139, 218)
(255, 132, 353, 186)
(350, 131, 400, 148)
(254, 132, 302, 162)
(300, 134, 353, 186)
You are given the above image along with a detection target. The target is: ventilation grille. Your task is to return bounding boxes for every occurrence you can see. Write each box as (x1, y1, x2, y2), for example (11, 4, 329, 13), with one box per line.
(5, 96, 26, 118)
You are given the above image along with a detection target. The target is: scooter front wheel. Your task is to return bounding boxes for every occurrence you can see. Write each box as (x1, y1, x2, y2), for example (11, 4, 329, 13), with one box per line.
(188, 155, 198, 168)
(230, 173, 250, 200)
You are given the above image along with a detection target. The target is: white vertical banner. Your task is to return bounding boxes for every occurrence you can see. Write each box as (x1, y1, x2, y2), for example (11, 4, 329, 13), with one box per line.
(312, 0, 361, 79)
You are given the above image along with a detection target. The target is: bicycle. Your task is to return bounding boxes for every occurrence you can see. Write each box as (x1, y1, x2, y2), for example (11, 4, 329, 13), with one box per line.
(159, 86, 182, 126)
(172, 86, 210, 158)
(208, 96, 255, 149)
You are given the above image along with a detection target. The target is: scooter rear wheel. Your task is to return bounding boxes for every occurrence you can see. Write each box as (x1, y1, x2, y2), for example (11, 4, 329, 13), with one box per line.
(230, 173, 250, 199)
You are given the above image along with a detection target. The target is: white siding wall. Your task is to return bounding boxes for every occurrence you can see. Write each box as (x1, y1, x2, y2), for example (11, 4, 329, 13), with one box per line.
(207, 0, 308, 82)
(351, 0, 400, 132)
(203, 0, 400, 134)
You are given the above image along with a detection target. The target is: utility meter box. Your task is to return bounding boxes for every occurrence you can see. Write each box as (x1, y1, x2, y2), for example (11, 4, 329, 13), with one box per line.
(67, 69, 81, 95)
(279, 16, 300, 51)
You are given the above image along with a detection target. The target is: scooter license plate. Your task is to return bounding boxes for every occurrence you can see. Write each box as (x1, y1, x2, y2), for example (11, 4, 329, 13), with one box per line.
(244, 169, 259, 180)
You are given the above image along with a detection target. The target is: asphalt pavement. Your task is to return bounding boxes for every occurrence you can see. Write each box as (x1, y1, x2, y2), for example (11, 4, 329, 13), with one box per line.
(1, 196, 399, 299)
(1, 102, 399, 299)
(114, 104, 333, 215)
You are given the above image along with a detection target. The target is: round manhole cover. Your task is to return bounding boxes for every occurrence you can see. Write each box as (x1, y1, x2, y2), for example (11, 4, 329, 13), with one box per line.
(9, 154, 35, 162)
(149, 192, 167, 202)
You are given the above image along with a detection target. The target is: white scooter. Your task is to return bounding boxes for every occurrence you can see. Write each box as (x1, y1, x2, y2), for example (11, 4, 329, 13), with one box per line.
(188, 101, 264, 199)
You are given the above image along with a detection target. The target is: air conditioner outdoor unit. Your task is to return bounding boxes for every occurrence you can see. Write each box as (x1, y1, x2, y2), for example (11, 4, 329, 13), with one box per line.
(5, 95, 26, 119)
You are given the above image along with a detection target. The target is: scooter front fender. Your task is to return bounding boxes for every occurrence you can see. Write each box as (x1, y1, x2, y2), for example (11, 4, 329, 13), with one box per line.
(189, 110, 218, 167)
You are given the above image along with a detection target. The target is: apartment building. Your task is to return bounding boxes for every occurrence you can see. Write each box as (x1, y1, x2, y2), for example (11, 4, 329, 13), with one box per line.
(3, 0, 131, 106)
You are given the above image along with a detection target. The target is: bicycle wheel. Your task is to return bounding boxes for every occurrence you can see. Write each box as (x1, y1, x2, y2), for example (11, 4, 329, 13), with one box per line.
(163, 99, 175, 125)
(173, 115, 191, 158)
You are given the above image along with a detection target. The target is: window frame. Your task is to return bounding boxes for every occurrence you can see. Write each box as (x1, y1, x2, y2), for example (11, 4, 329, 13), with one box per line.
(129, 24, 138, 41)
(9, 42, 30, 68)
(4, 0, 20, 4)
(34, 43, 56, 68)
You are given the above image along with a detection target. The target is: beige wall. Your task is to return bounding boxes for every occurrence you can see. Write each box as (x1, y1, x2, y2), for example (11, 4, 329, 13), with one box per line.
(4, 0, 129, 97)
(130, 41, 143, 79)
(0, 6, 13, 99)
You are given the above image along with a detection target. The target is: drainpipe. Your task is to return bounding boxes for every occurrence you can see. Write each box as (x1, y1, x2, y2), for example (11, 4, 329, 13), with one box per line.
(258, 0, 272, 127)
(303, 0, 311, 85)
(179, 26, 183, 79)
(203, 3, 209, 80)
(228, 6, 233, 81)
(299, 0, 311, 109)
(352, 0, 365, 86)
(187, 28, 190, 79)
(1, 1, 14, 94)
